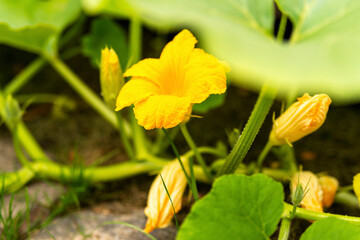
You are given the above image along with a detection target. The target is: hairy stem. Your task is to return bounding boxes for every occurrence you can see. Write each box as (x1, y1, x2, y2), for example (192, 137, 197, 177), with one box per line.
(278, 217, 291, 240)
(218, 85, 277, 175)
(283, 202, 360, 225)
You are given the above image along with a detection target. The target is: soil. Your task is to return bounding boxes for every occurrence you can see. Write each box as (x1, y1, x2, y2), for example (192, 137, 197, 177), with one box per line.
(1, 33, 360, 239)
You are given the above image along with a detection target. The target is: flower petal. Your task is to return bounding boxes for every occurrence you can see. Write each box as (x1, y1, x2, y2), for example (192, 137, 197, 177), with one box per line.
(115, 77, 161, 111)
(160, 29, 197, 67)
(124, 58, 164, 84)
(144, 159, 188, 232)
(184, 48, 227, 103)
(134, 95, 191, 130)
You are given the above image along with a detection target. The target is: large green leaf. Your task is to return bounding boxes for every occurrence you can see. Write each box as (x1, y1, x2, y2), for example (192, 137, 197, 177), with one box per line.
(0, 0, 81, 55)
(300, 218, 360, 240)
(177, 174, 284, 240)
(95, 0, 360, 103)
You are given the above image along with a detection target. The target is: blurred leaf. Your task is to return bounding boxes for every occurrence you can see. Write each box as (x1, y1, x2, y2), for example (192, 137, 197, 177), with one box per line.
(177, 174, 284, 240)
(81, 0, 135, 17)
(192, 93, 226, 114)
(82, 18, 128, 68)
(0, 0, 81, 55)
(100, 0, 360, 103)
(300, 218, 360, 240)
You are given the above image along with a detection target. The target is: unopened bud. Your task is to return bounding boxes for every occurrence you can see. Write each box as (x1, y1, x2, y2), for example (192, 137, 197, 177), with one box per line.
(144, 159, 188, 233)
(291, 171, 323, 212)
(319, 176, 339, 208)
(270, 93, 331, 146)
(100, 47, 124, 109)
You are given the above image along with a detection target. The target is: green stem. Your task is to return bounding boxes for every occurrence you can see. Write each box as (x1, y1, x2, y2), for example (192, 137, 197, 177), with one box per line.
(0, 92, 50, 162)
(33, 161, 163, 183)
(272, 145, 298, 174)
(338, 185, 353, 192)
(130, 111, 149, 159)
(256, 141, 273, 171)
(3, 58, 47, 95)
(162, 128, 199, 201)
(277, 14, 288, 42)
(152, 127, 179, 155)
(128, 17, 142, 67)
(58, 14, 86, 49)
(278, 217, 291, 240)
(335, 191, 360, 209)
(116, 112, 135, 159)
(218, 85, 277, 176)
(188, 156, 199, 201)
(12, 128, 32, 168)
(180, 124, 213, 181)
(283, 202, 360, 225)
(15, 122, 50, 162)
(48, 57, 118, 128)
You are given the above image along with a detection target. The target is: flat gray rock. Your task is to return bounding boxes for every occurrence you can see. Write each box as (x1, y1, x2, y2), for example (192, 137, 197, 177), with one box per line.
(30, 209, 177, 240)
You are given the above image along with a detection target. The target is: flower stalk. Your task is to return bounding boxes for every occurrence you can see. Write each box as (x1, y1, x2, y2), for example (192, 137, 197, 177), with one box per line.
(180, 124, 213, 181)
(218, 85, 277, 176)
(283, 202, 360, 225)
(162, 128, 199, 201)
(278, 217, 291, 240)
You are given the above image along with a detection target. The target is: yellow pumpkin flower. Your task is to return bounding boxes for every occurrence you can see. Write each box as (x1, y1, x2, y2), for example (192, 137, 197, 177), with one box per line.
(319, 175, 339, 208)
(270, 93, 331, 146)
(291, 171, 323, 212)
(115, 29, 227, 130)
(144, 159, 188, 233)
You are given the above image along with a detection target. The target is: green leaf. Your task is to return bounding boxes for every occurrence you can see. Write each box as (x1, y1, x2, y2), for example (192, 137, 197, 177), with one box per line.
(81, 18, 128, 68)
(102, 0, 360, 103)
(81, 0, 135, 17)
(300, 218, 360, 240)
(177, 174, 284, 240)
(192, 93, 226, 114)
(0, 0, 81, 55)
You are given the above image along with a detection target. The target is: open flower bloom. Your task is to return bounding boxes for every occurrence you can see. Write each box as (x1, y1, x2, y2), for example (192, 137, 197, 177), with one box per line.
(115, 29, 227, 130)
(144, 159, 188, 233)
(291, 171, 323, 212)
(319, 175, 339, 208)
(269, 93, 331, 146)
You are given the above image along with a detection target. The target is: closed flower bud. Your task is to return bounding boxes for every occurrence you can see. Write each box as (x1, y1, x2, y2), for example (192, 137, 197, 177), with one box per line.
(270, 93, 331, 146)
(291, 171, 323, 212)
(144, 159, 188, 233)
(319, 176, 339, 208)
(100, 47, 124, 109)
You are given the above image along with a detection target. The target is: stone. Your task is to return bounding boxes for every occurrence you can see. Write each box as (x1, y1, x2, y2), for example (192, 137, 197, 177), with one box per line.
(30, 209, 177, 240)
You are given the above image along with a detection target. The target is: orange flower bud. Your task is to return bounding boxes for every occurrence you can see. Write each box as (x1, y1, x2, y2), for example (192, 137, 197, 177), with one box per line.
(100, 47, 124, 109)
(270, 93, 331, 146)
(319, 176, 339, 208)
(291, 171, 323, 212)
(144, 159, 188, 233)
